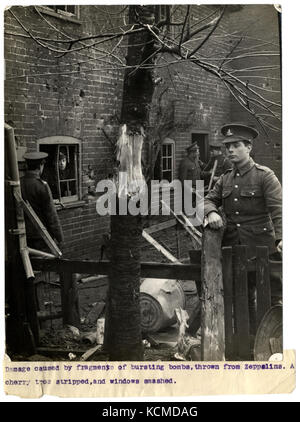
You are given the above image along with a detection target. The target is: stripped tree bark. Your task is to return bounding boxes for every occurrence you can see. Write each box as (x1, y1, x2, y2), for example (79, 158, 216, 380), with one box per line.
(105, 6, 157, 360)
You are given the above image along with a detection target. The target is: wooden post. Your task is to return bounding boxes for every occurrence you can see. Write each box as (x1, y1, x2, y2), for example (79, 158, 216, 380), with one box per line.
(233, 245, 251, 359)
(5, 124, 37, 354)
(222, 246, 234, 360)
(60, 272, 81, 328)
(200, 227, 225, 360)
(256, 246, 271, 327)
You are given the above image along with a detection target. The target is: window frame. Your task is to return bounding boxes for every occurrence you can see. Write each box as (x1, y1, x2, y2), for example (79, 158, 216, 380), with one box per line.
(37, 136, 82, 206)
(159, 138, 175, 184)
(36, 6, 81, 24)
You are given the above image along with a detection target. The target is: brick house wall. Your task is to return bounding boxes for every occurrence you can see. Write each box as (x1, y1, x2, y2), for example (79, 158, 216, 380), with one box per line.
(225, 5, 282, 181)
(149, 5, 232, 180)
(4, 5, 281, 259)
(149, 5, 281, 182)
(4, 5, 125, 259)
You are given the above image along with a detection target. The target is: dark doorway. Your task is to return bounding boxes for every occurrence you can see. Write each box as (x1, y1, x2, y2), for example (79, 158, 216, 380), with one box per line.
(191, 132, 209, 162)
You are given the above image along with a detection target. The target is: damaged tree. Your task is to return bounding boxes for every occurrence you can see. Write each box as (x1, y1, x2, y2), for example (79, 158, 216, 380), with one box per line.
(105, 6, 157, 360)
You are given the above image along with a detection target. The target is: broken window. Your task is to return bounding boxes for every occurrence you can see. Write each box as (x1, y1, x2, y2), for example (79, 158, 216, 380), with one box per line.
(37, 5, 80, 21)
(38, 137, 81, 204)
(46, 5, 77, 16)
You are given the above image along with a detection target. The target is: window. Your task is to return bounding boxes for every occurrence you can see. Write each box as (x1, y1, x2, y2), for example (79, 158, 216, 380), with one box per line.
(155, 5, 170, 22)
(154, 138, 175, 182)
(191, 132, 209, 162)
(38, 136, 81, 205)
(36, 5, 80, 23)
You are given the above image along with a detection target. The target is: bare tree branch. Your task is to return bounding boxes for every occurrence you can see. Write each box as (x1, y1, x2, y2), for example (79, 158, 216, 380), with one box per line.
(187, 7, 225, 58)
(5, 4, 281, 131)
(179, 5, 190, 47)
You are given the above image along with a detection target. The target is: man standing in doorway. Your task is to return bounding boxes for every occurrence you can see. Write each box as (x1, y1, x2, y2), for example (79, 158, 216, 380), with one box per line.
(179, 142, 209, 211)
(179, 142, 204, 188)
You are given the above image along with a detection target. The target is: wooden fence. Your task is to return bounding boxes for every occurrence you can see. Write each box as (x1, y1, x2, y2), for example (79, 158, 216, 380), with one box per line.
(30, 245, 282, 360)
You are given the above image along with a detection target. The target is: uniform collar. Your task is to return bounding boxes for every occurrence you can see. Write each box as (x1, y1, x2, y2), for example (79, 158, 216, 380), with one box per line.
(25, 169, 41, 179)
(234, 157, 255, 176)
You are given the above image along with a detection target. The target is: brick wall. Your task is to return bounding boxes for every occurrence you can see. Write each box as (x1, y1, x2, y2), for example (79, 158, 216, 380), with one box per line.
(225, 5, 282, 180)
(5, 5, 281, 259)
(5, 5, 125, 259)
(150, 5, 232, 180)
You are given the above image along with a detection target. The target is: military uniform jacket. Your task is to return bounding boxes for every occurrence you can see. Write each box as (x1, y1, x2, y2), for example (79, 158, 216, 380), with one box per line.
(204, 154, 232, 177)
(21, 170, 64, 243)
(204, 158, 282, 258)
(179, 157, 206, 187)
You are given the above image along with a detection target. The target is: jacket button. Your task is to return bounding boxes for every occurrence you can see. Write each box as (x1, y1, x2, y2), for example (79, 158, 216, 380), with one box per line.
(236, 223, 241, 227)
(234, 198, 238, 202)
(236, 173, 240, 177)
(235, 211, 239, 215)
(252, 192, 255, 196)
(235, 185, 239, 188)
(263, 227, 267, 231)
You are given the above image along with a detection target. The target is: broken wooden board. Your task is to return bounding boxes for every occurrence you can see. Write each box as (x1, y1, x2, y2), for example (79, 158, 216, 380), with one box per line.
(84, 301, 106, 325)
(144, 218, 177, 234)
(80, 345, 102, 361)
(142, 230, 180, 263)
(200, 226, 225, 361)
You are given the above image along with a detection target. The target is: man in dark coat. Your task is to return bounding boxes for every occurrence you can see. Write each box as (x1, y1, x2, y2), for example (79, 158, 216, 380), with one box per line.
(179, 142, 205, 188)
(204, 141, 232, 181)
(179, 142, 210, 212)
(21, 152, 64, 251)
(204, 123, 282, 329)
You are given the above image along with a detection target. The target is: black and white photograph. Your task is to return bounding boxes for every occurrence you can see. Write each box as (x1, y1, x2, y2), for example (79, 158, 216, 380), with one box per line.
(3, 2, 291, 399)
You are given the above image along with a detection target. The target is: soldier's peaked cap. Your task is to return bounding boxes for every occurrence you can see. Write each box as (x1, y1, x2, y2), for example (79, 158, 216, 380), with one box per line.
(23, 151, 48, 161)
(186, 142, 199, 152)
(210, 141, 223, 149)
(221, 123, 259, 144)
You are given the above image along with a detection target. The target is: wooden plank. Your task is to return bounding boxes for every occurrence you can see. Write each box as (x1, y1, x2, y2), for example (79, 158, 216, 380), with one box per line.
(233, 245, 251, 360)
(249, 259, 282, 273)
(256, 246, 271, 327)
(207, 159, 218, 191)
(31, 258, 202, 280)
(60, 272, 81, 328)
(14, 191, 62, 258)
(142, 230, 180, 263)
(5, 125, 36, 353)
(200, 227, 225, 361)
(161, 200, 202, 246)
(144, 218, 176, 234)
(31, 257, 282, 284)
(222, 246, 234, 360)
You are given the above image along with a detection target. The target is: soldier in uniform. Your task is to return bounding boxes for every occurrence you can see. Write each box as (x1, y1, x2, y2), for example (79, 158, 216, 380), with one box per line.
(21, 152, 64, 251)
(179, 142, 208, 212)
(204, 123, 282, 329)
(204, 141, 232, 179)
(179, 142, 207, 187)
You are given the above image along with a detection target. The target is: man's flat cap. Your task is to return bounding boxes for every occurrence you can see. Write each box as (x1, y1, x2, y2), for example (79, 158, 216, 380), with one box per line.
(221, 123, 259, 144)
(186, 141, 199, 152)
(23, 152, 48, 161)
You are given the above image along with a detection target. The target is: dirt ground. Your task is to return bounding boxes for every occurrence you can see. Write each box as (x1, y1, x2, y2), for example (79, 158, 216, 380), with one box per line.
(11, 223, 202, 362)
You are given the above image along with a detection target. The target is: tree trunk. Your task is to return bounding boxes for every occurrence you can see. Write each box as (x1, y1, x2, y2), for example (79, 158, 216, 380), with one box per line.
(106, 5, 156, 360)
